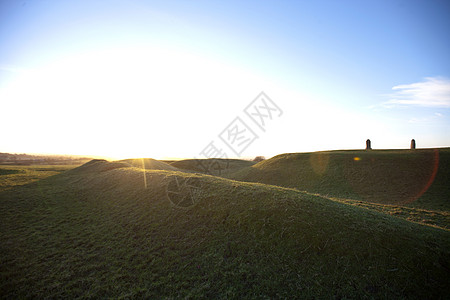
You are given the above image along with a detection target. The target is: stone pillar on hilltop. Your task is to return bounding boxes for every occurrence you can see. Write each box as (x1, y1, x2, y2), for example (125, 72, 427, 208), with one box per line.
(366, 139, 372, 150)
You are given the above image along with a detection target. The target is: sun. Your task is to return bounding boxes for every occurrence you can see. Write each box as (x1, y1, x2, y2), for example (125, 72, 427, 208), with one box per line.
(0, 44, 268, 158)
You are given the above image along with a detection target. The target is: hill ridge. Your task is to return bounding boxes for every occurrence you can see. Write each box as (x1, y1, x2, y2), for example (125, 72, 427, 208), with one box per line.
(228, 148, 450, 211)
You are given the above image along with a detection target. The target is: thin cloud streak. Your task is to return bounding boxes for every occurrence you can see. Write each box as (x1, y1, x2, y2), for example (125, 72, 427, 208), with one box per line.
(383, 77, 450, 108)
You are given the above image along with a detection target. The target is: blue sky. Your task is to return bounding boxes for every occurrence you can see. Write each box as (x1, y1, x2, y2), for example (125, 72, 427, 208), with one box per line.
(1, 0, 449, 159)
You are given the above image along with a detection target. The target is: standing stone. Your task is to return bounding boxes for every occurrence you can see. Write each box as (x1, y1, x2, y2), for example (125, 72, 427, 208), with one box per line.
(411, 139, 416, 149)
(366, 139, 372, 150)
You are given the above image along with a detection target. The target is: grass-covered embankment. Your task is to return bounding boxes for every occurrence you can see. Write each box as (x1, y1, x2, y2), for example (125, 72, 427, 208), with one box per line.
(170, 158, 256, 176)
(229, 148, 450, 211)
(1, 161, 449, 298)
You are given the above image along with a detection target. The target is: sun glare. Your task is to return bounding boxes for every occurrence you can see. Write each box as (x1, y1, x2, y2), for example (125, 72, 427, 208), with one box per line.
(1, 45, 274, 158)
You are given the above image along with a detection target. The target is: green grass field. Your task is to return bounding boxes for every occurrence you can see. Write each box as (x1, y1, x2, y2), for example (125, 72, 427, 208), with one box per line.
(1, 150, 449, 298)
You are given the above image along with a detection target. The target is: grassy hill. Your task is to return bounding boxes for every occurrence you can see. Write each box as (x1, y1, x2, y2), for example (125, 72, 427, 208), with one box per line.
(170, 158, 255, 176)
(119, 158, 180, 171)
(229, 148, 450, 211)
(1, 161, 449, 298)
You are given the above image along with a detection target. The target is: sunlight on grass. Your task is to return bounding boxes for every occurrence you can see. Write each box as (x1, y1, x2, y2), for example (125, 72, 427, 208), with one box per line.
(1, 151, 449, 298)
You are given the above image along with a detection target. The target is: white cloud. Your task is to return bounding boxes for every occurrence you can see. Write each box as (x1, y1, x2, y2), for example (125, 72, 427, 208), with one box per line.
(383, 77, 450, 108)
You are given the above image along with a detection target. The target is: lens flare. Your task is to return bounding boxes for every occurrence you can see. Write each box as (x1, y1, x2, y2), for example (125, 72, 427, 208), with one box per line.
(310, 152, 330, 175)
(142, 158, 147, 189)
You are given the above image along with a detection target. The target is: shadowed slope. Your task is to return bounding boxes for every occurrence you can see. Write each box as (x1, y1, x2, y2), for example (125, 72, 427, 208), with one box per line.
(0, 165, 449, 298)
(229, 148, 450, 210)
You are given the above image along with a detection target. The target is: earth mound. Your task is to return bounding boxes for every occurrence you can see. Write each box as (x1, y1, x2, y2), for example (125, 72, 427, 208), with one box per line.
(67, 159, 131, 174)
(119, 158, 180, 171)
(171, 158, 255, 175)
(229, 148, 450, 209)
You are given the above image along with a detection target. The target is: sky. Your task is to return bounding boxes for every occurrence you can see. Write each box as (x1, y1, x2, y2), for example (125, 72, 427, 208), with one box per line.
(1, 0, 449, 159)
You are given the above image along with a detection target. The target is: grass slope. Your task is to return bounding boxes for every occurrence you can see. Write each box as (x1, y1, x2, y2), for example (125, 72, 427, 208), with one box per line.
(119, 158, 180, 171)
(229, 148, 450, 211)
(1, 161, 449, 298)
(171, 158, 255, 176)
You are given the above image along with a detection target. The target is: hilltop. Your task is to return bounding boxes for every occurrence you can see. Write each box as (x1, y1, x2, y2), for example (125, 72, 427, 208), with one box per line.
(119, 158, 180, 171)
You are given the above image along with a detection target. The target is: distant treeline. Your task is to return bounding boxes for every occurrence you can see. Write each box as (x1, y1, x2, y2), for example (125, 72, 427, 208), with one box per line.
(0, 152, 92, 165)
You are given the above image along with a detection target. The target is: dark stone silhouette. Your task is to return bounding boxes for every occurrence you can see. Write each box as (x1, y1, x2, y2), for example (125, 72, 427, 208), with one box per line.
(366, 139, 372, 150)
(411, 139, 416, 149)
